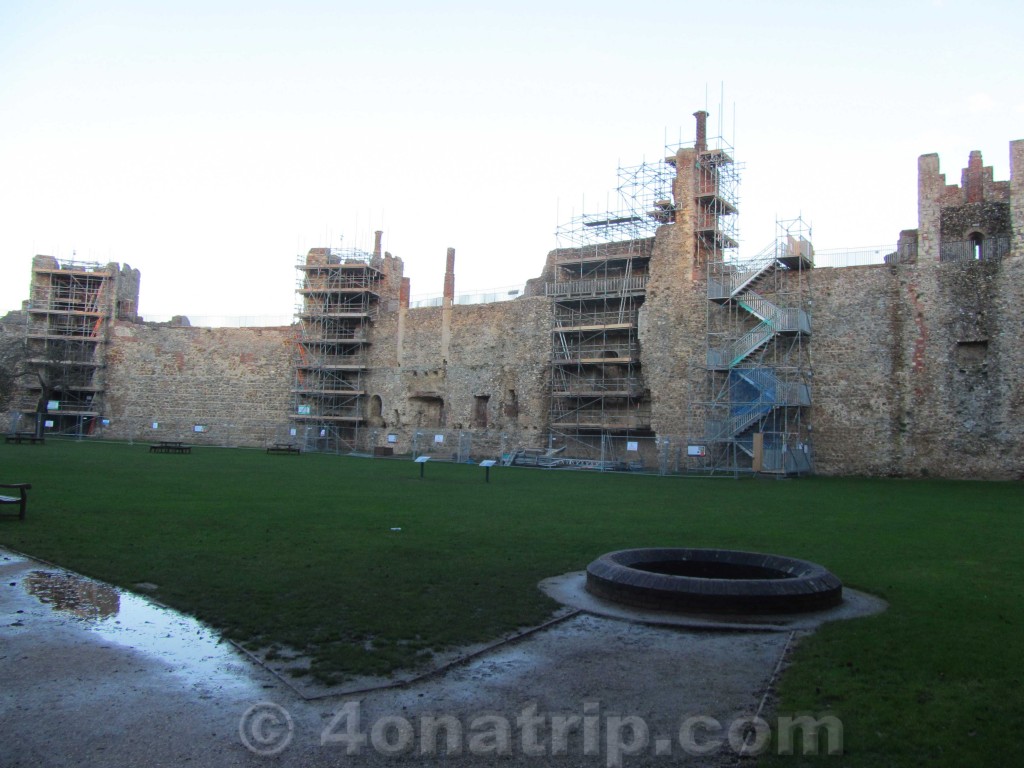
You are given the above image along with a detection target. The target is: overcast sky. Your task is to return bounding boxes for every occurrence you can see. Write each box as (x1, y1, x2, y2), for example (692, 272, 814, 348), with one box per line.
(1, 0, 1021, 321)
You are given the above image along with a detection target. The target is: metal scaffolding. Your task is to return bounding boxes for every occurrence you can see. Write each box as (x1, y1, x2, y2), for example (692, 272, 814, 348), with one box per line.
(545, 241, 652, 464)
(20, 258, 114, 436)
(291, 247, 382, 453)
(554, 156, 678, 249)
(696, 216, 815, 475)
(545, 149, 677, 468)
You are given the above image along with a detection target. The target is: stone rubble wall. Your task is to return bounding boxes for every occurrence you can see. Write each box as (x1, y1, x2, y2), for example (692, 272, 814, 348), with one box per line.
(362, 295, 552, 457)
(13, 249, 1024, 478)
(15, 140, 1024, 479)
(638, 218, 707, 439)
(101, 322, 296, 446)
(810, 256, 1024, 478)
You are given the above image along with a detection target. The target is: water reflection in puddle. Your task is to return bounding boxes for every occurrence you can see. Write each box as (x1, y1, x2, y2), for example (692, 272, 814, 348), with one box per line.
(21, 566, 261, 693)
(26, 570, 120, 619)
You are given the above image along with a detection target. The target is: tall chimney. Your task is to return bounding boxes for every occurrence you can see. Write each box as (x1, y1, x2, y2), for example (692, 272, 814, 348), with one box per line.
(441, 248, 455, 363)
(397, 276, 410, 366)
(694, 110, 708, 152)
(399, 277, 411, 310)
(373, 230, 383, 258)
(443, 247, 456, 306)
(962, 151, 984, 204)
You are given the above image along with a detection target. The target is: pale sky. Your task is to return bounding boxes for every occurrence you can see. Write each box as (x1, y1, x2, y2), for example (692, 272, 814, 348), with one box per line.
(2, 0, 1021, 322)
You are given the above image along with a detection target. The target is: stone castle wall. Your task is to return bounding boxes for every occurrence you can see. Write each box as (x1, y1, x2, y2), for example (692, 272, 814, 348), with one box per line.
(7, 138, 1023, 479)
(87, 248, 1024, 479)
(93, 294, 553, 455)
(638, 159, 708, 440)
(809, 265, 904, 475)
(806, 256, 1024, 478)
(361, 295, 552, 456)
(101, 323, 295, 445)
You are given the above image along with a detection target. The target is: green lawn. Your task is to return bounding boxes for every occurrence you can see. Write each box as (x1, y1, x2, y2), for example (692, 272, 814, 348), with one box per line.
(1, 440, 1021, 765)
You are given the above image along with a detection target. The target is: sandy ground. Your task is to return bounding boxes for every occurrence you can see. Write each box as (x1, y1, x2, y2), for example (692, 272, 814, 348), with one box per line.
(0, 548, 884, 767)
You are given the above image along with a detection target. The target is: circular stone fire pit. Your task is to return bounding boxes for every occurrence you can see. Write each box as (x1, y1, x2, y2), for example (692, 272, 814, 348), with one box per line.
(586, 548, 842, 615)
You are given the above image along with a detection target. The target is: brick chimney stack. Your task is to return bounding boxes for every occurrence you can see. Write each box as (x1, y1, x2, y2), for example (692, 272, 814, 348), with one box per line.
(399, 277, 411, 310)
(441, 248, 455, 362)
(443, 247, 456, 305)
(694, 110, 708, 152)
(963, 151, 984, 204)
(373, 230, 383, 259)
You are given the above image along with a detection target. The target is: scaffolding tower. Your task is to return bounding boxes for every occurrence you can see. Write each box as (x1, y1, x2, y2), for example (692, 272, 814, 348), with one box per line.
(546, 153, 677, 467)
(19, 257, 117, 436)
(292, 247, 382, 453)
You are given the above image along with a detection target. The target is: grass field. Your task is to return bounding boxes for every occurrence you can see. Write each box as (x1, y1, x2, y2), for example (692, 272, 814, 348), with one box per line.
(1, 440, 1021, 765)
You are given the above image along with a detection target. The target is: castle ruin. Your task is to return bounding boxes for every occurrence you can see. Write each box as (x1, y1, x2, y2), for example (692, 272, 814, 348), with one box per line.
(4, 114, 1023, 479)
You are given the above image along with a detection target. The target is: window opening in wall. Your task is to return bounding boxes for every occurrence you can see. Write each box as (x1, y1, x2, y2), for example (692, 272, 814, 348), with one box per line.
(409, 396, 443, 428)
(504, 389, 519, 420)
(368, 394, 384, 426)
(473, 395, 490, 428)
(969, 232, 984, 260)
(955, 339, 988, 369)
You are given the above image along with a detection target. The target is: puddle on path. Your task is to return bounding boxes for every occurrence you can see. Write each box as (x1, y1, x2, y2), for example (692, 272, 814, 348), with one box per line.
(4, 553, 259, 693)
(25, 569, 121, 619)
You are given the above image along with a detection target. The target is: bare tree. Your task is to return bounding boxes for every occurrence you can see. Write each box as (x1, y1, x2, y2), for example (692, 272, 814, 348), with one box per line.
(0, 350, 16, 413)
(0, 326, 27, 415)
(2, 309, 105, 436)
(30, 338, 93, 415)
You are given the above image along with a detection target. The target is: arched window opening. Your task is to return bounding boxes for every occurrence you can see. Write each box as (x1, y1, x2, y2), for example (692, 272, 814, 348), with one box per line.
(368, 395, 385, 427)
(969, 231, 984, 260)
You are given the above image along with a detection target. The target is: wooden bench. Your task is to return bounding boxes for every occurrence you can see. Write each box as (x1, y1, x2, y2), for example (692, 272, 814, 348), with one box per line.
(267, 443, 301, 455)
(5, 433, 45, 445)
(149, 441, 191, 454)
(0, 483, 31, 521)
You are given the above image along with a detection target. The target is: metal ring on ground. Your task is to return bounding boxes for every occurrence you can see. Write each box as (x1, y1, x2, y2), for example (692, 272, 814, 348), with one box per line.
(586, 548, 843, 614)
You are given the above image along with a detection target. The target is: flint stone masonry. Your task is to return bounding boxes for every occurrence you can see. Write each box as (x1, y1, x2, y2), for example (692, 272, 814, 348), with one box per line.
(940, 201, 1010, 242)
(806, 265, 904, 475)
(102, 323, 295, 445)
(638, 219, 707, 437)
(363, 295, 551, 455)
(809, 256, 1024, 477)
(5, 136, 1024, 479)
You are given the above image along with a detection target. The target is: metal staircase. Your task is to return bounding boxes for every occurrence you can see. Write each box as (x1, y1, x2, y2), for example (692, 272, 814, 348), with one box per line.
(707, 367, 811, 445)
(704, 227, 814, 474)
